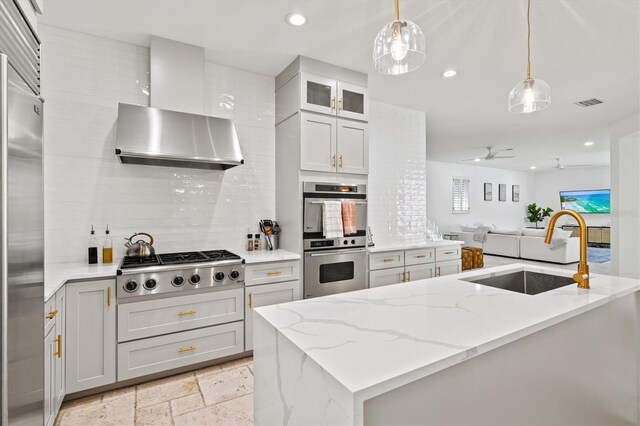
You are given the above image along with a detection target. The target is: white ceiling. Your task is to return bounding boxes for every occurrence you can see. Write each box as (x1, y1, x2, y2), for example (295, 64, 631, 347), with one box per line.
(40, 0, 639, 172)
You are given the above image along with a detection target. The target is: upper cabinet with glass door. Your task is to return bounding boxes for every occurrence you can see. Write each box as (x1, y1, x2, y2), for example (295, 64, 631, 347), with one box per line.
(300, 73, 369, 122)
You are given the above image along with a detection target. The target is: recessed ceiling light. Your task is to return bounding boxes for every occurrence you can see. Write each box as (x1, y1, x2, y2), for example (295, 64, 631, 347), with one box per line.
(530, 166, 537, 170)
(473, 158, 481, 162)
(584, 141, 594, 146)
(286, 12, 307, 26)
(442, 69, 458, 78)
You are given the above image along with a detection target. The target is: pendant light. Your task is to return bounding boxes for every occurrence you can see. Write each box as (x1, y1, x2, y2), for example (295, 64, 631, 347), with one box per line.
(508, 0, 551, 113)
(373, 0, 425, 75)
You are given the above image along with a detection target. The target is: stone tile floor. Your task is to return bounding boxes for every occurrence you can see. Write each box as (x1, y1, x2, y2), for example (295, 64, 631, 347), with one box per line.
(55, 357, 254, 426)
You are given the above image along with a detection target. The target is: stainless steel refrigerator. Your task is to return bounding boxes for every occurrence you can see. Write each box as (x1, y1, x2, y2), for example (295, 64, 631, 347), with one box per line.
(0, 52, 44, 425)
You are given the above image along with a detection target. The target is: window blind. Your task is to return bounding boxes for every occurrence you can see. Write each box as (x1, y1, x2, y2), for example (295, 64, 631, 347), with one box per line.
(453, 177, 470, 213)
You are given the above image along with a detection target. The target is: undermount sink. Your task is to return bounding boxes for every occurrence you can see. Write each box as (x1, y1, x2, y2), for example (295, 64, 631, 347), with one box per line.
(463, 270, 575, 295)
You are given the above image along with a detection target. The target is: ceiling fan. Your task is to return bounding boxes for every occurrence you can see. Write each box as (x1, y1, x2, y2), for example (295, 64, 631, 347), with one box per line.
(555, 158, 593, 170)
(463, 146, 515, 162)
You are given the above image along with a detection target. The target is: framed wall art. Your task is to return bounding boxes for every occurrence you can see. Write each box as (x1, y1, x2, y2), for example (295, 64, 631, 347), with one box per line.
(484, 183, 492, 201)
(512, 185, 520, 202)
(499, 184, 507, 201)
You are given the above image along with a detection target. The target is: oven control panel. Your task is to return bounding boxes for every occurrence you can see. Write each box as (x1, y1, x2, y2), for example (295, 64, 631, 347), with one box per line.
(305, 236, 367, 250)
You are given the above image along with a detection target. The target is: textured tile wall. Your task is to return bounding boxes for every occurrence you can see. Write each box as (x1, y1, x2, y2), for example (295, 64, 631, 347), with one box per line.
(368, 101, 427, 243)
(41, 25, 275, 263)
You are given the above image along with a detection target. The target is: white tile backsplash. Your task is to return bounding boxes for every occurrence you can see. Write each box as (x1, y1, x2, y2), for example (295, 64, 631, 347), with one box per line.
(368, 101, 427, 243)
(41, 25, 275, 263)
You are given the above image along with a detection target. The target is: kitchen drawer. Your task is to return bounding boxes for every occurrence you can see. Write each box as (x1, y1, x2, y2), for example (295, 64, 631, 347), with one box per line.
(117, 322, 244, 381)
(117, 288, 243, 342)
(405, 248, 435, 266)
(436, 246, 461, 262)
(436, 259, 462, 277)
(245, 261, 300, 286)
(369, 267, 405, 288)
(369, 251, 404, 270)
(44, 296, 57, 334)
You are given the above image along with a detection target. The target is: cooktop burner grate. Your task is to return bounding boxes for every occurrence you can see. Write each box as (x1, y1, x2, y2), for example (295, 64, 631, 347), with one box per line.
(120, 255, 161, 269)
(157, 251, 209, 265)
(201, 249, 242, 261)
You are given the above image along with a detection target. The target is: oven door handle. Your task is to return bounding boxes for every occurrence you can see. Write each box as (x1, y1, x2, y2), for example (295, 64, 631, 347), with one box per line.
(307, 200, 367, 205)
(307, 249, 367, 257)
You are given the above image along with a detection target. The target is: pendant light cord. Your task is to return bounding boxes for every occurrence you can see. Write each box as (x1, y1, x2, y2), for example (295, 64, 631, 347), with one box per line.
(527, 0, 531, 79)
(395, 0, 400, 21)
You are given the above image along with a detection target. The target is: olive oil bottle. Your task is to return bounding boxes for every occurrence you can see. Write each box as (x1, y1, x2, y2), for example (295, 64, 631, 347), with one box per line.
(103, 225, 113, 264)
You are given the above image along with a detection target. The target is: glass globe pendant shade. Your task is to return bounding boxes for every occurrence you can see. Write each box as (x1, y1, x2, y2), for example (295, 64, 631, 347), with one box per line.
(373, 19, 425, 75)
(508, 78, 551, 113)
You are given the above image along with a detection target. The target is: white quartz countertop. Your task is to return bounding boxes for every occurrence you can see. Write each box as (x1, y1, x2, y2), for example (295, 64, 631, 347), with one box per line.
(238, 249, 300, 264)
(368, 239, 463, 253)
(255, 264, 640, 401)
(45, 262, 119, 301)
(44, 249, 300, 301)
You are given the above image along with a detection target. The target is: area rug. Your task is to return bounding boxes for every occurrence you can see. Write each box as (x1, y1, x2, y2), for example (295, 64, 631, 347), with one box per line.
(587, 247, 611, 263)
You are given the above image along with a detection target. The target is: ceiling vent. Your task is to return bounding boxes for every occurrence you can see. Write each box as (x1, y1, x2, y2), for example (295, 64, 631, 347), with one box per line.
(574, 98, 604, 107)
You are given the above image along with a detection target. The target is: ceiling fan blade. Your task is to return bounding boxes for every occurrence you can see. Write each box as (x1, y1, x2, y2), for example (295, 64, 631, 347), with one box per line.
(563, 164, 593, 168)
(492, 156, 515, 159)
(495, 148, 514, 152)
(462, 158, 483, 162)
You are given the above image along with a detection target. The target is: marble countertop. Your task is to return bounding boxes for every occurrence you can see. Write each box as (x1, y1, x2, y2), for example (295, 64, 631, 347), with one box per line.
(368, 239, 464, 253)
(44, 249, 300, 301)
(254, 264, 640, 401)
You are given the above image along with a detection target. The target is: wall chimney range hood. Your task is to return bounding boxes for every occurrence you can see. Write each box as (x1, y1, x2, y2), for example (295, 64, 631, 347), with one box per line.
(115, 36, 244, 170)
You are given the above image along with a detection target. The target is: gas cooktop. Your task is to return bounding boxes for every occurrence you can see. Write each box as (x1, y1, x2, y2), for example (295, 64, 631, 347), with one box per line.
(119, 249, 241, 270)
(116, 249, 244, 301)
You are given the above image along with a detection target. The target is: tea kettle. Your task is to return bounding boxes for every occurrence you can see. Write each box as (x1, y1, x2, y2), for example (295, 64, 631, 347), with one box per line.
(124, 232, 155, 258)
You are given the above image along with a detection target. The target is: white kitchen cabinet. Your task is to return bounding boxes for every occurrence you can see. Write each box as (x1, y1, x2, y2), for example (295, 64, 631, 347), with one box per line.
(337, 81, 368, 121)
(54, 288, 66, 412)
(44, 286, 65, 426)
(300, 73, 337, 116)
(44, 323, 56, 426)
(66, 279, 116, 393)
(369, 245, 462, 288)
(406, 263, 435, 281)
(436, 259, 462, 277)
(245, 280, 301, 350)
(300, 112, 337, 173)
(369, 267, 405, 288)
(337, 119, 369, 174)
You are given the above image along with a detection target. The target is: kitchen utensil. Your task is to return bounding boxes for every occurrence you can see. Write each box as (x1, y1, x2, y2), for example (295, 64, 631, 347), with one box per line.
(124, 232, 156, 258)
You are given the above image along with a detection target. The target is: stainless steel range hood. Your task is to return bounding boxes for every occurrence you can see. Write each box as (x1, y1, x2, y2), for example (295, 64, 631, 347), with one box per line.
(115, 36, 244, 170)
(115, 103, 244, 170)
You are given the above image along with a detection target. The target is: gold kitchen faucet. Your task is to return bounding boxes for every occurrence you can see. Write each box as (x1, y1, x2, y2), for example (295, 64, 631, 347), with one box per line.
(545, 210, 590, 289)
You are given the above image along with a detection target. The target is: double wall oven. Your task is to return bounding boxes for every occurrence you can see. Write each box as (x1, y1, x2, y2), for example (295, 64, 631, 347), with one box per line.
(303, 182, 367, 298)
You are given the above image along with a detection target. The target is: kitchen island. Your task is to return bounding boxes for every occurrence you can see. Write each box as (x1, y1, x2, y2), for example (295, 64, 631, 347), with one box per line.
(253, 264, 640, 425)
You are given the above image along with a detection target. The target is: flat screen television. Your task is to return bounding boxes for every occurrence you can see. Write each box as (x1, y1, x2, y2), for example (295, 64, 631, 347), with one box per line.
(559, 189, 610, 214)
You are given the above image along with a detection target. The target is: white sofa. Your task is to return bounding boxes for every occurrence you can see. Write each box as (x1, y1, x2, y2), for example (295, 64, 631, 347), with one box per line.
(455, 230, 579, 264)
(519, 236, 580, 264)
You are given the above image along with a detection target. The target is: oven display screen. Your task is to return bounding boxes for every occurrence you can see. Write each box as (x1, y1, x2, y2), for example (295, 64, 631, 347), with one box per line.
(315, 185, 357, 193)
(319, 262, 354, 283)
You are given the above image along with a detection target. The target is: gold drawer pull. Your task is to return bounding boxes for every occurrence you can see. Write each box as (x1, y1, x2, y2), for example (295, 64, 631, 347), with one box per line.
(383, 258, 394, 262)
(407, 270, 412, 281)
(107, 287, 111, 307)
(401, 271, 405, 282)
(415, 255, 428, 258)
(248, 293, 253, 309)
(266, 271, 282, 276)
(178, 310, 197, 317)
(53, 335, 62, 358)
(443, 251, 455, 255)
(45, 310, 58, 320)
(177, 345, 196, 353)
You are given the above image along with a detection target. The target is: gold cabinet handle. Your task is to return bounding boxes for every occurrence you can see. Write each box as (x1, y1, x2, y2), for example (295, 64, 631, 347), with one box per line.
(53, 335, 62, 358)
(401, 271, 405, 282)
(107, 287, 111, 307)
(331, 154, 336, 168)
(339, 154, 343, 168)
(339, 98, 343, 111)
(266, 271, 282, 276)
(407, 270, 412, 282)
(383, 258, 394, 263)
(331, 97, 336, 111)
(45, 310, 58, 320)
(177, 345, 196, 353)
(436, 266, 441, 277)
(415, 255, 428, 259)
(248, 293, 253, 309)
(178, 310, 196, 317)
